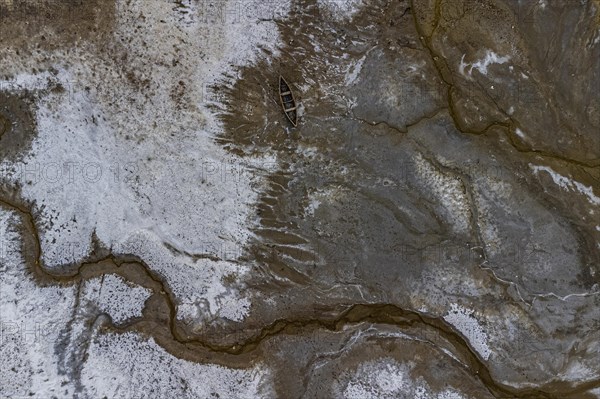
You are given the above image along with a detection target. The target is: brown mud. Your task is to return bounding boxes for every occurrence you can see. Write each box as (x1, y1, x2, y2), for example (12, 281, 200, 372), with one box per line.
(1, 0, 599, 397)
(1, 193, 597, 398)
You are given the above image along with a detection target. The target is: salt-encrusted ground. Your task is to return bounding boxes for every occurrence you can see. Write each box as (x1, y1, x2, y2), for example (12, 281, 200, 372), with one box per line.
(1, 0, 599, 397)
(1, 208, 78, 398)
(1, 205, 272, 398)
(1, 0, 287, 396)
(0, 0, 287, 330)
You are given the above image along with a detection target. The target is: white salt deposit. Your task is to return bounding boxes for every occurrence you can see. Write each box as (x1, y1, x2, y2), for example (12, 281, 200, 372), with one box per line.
(530, 164, 600, 206)
(318, 0, 365, 21)
(413, 153, 471, 234)
(337, 358, 467, 399)
(81, 274, 151, 324)
(0, 0, 289, 324)
(116, 229, 254, 326)
(459, 51, 511, 77)
(80, 332, 273, 398)
(444, 303, 492, 360)
(0, 208, 78, 398)
(0, 207, 274, 397)
(345, 54, 367, 86)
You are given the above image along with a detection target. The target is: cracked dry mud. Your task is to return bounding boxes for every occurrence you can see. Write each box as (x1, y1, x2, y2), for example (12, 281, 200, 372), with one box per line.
(0, 0, 599, 398)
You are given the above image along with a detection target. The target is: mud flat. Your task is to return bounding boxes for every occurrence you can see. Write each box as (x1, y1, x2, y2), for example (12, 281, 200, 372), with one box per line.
(1, 0, 599, 398)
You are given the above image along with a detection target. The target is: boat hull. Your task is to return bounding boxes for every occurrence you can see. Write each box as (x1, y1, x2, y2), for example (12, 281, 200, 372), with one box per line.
(279, 76, 298, 127)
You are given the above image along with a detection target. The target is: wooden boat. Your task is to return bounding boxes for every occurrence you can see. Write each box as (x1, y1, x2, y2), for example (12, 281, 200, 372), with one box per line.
(279, 76, 298, 127)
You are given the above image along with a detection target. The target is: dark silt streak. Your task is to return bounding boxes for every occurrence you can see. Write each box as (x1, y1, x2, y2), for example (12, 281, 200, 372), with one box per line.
(0, 92, 38, 164)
